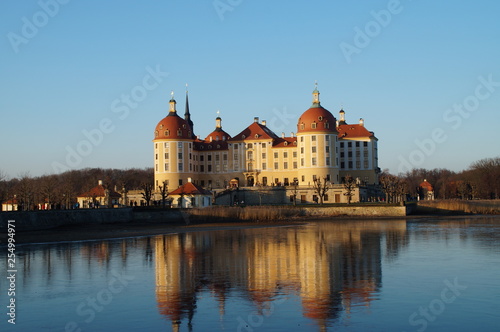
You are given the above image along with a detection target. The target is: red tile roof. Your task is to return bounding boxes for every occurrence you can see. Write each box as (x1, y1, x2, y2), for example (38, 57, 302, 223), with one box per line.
(337, 124, 374, 139)
(230, 122, 279, 141)
(419, 180, 434, 191)
(272, 137, 298, 148)
(154, 113, 192, 140)
(297, 105, 337, 134)
(169, 182, 212, 195)
(77, 185, 121, 198)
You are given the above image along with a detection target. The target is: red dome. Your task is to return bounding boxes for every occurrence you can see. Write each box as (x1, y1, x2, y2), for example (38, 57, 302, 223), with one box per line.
(297, 106, 337, 133)
(205, 128, 231, 142)
(154, 113, 192, 140)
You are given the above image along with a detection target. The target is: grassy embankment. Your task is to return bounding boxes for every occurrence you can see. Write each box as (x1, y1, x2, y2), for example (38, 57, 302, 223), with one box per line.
(417, 200, 500, 215)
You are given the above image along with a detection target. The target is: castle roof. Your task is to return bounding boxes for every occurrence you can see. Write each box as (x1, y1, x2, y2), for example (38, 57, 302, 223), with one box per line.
(169, 182, 212, 195)
(337, 123, 374, 139)
(230, 121, 279, 141)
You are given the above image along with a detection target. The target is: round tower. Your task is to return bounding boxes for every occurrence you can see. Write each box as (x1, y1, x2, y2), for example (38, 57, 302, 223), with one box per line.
(153, 91, 194, 190)
(296, 85, 339, 185)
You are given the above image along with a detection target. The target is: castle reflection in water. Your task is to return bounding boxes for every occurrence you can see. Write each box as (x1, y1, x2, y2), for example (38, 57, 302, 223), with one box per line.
(154, 221, 408, 331)
(15, 220, 413, 331)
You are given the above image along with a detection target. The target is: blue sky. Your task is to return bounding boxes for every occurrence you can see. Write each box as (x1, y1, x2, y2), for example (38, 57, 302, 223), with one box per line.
(1, 0, 499, 178)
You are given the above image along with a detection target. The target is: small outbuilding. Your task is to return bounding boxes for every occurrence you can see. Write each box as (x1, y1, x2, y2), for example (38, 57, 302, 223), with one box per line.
(169, 181, 212, 208)
(77, 180, 122, 208)
(418, 179, 434, 200)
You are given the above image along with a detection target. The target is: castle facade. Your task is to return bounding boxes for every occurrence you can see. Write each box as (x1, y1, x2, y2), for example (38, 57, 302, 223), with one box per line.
(153, 87, 379, 192)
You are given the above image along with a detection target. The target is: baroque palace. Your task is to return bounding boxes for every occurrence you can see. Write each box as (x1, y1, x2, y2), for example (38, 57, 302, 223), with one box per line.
(153, 86, 379, 204)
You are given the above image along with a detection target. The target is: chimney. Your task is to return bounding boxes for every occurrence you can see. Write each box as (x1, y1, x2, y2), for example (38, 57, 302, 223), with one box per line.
(188, 177, 192, 183)
(290, 132, 295, 138)
(281, 132, 285, 138)
(359, 118, 364, 126)
(98, 180, 103, 186)
(261, 120, 266, 126)
(254, 117, 259, 123)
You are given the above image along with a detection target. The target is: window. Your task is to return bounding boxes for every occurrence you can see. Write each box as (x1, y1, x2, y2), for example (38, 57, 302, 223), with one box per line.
(247, 143, 253, 149)
(274, 162, 279, 169)
(348, 151, 353, 158)
(312, 146, 317, 153)
(208, 155, 212, 161)
(340, 152, 345, 158)
(164, 152, 169, 159)
(200, 165, 205, 172)
(155, 143, 158, 149)
(164, 142, 168, 148)
(178, 163, 183, 171)
(223, 164, 228, 172)
(311, 135, 316, 141)
(348, 142, 352, 148)
(356, 142, 360, 147)
(348, 161, 353, 168)
(300, 123, 305, 130)
(340, 142, 344, 148)
(364, 150, 369, 158)
(341, 162, 345, 168)
(364, 160, 369, 168)
(300, 136, 304, 142)
(364, 142, 368, 147)
(216, 165, 220, 172)
(262, 152, 266, 159)
(300, 147, 304, 154)
(155, 164, 158, 171)
(293, 161, 297, 169)
(324, 194, 329, 202)
(326, 157, 330, 166)
(164, 163, 169, 171)
(312, 157, 317, 166)
(356, 161, 361, 169)
(262, 163, 267, 170)
(326, 146, 330, 153)
(301, 158, 304, 166)
(248, 151, 253, 160)
(311, 122, 317, 129)
(155, 153, 158, 160)
(179, 179, 183, 186)
(284, 152, 288, 158)
(178, 142, 182, 149)
(293, 151, 297, 158)
(215, 154, 220, 162)
(262, 142, 266, 148)
(301, 175, 305, 182)
(284, 162, 288, 169)
(189, 153, 192, 160)
(274, 152, 278, 159)
(325, 135, 329, 142)
(178, 152, 183, 159)
(200, 155, 204, 162)
(324, 122, 330, 129)
(234, 153, 238, 160)
(234, 144, 239, 149)
(177, 129, 182, 136)
(208, 165, 212, 172)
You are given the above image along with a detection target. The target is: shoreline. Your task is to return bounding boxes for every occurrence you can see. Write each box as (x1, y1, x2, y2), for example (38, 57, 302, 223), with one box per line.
(1, 214, 487, 245)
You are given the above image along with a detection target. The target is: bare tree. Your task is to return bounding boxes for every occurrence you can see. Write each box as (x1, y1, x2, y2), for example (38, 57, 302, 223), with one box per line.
(290, 180, 299, 206)
(158, 181, 169, 208)
(141, 182, 153, 206)
(343, 174, 357, 204)
(312, 177, 330, 205)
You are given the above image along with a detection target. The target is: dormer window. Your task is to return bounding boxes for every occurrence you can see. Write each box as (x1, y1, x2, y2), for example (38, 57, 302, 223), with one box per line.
(311, 122, 317, 129)
(325, 122, 330, 129)
(284, 141, 288, 146)
(165, 130, 170, 136)
(182, 124, 186, 129)
(177, 129, 182, 136)
(242, 135, 246, 139)
(293, 141, 297, 145)
(255, 134, 259, 138)
(217, 144, 221, 148)
(300, 123, 305, 130)
(318, 116, 323, 121)
(154, 130, 158, 137)
(159, 124, 163, 129)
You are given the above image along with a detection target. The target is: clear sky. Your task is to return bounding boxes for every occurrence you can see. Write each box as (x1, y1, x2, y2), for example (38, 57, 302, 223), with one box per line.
(1, 0, 499, 178)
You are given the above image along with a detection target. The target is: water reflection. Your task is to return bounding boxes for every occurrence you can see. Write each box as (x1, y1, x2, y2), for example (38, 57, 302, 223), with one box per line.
(154, 220, 408, 330)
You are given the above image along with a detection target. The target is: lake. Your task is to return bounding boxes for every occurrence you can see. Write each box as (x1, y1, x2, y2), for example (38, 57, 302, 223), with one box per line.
(1, 216, 499, 331)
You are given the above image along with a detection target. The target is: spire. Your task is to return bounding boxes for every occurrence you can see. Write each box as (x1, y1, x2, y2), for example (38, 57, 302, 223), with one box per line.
(169, 91, 177, 114)
(215, 111, 222, 129)
(312, 82, 320, 107)
(184, 84, 194, 136)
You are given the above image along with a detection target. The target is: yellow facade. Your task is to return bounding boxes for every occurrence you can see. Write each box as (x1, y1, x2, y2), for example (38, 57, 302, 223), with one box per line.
(153, 88, 379, 192)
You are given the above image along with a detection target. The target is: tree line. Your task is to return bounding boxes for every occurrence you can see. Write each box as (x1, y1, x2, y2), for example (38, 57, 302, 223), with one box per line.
(0, 168, 153, 211)
(381, 156, 500, 202)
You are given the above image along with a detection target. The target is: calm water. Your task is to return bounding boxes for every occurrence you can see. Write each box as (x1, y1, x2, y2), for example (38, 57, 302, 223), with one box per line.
(1, 217, 499, 332)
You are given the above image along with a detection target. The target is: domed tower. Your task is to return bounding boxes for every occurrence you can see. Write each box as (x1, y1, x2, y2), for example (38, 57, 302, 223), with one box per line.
(296, 85, 339, 185)
(153, 92, 195, 190)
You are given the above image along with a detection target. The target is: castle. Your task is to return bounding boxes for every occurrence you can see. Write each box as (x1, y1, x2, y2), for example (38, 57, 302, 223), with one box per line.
(153, 85, 379, 202)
